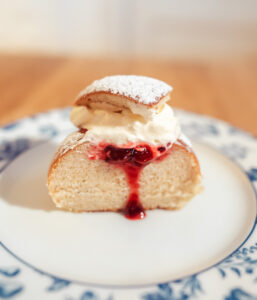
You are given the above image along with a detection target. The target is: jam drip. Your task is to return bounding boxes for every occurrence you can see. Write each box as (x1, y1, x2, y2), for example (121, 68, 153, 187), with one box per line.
(86, 140, 189, 219)
(103, 144, 162, 220)
(79, 128, 186, 220)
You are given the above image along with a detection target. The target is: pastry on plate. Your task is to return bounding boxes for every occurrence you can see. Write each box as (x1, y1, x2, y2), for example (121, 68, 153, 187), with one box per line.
(47, 75, 202, 219)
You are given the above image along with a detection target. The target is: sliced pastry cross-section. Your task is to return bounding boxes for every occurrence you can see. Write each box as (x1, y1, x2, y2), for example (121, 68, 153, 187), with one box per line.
(47, 75, 202, 219)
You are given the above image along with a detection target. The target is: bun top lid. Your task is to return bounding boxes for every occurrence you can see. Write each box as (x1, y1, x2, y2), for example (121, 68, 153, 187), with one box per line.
(74, 75, 173, 118)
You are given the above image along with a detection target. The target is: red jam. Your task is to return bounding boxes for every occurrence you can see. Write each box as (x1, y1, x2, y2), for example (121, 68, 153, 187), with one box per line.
(87, 142, 171, 220)
(103, 144, 157, 219)
(80, 132, 191, 220)
(79, 128, 88, 134)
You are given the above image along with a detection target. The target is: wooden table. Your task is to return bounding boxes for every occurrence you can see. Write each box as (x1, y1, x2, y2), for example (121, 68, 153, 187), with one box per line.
(0, 54, 256, 135)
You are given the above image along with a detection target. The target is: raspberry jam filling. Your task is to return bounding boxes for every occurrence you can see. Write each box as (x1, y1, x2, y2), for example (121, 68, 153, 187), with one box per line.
(104, 144, 156, 220)
(87, 141, 172, 220)
(79, 128, 88, 134)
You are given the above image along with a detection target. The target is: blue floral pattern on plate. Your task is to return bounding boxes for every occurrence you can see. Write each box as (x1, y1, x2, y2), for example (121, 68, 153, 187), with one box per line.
(224, 288, 257, 300)
(0, 267, 23, 298)
(0, 108, 256, 300)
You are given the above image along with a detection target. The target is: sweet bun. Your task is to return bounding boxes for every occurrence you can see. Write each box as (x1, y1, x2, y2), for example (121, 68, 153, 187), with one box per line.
(47, 75, 202, 219)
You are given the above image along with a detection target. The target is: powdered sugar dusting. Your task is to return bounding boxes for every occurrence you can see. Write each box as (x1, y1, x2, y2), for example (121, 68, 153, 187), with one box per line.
(52, 131, 88, 162)
(79, 75, 172, 105)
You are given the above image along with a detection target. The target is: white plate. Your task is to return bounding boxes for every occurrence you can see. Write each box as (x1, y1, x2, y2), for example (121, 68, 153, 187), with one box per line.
(0, 108, 256, 300)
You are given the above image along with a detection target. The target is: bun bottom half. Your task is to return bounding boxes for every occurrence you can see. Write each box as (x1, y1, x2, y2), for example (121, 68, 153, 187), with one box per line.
(48, 133, 202, 212)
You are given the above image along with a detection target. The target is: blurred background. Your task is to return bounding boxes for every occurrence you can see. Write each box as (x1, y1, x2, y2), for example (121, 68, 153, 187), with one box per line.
(0, 0, 256, 133)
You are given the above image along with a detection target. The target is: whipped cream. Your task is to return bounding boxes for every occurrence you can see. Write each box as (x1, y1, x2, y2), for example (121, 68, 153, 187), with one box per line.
(70, 104, 181, 146)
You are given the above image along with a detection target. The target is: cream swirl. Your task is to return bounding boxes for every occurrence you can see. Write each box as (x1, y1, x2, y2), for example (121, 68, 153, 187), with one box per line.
(70, 104, 181, 146)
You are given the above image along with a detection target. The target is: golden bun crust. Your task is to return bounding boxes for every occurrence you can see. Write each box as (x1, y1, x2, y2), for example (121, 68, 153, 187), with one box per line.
(75, 90, 171, 109)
